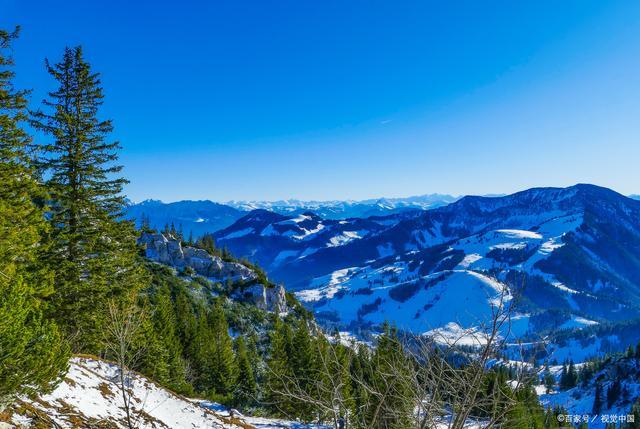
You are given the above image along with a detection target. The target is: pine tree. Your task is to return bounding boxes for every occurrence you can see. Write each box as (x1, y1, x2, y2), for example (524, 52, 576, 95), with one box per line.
(593, 382, 603, 415)
(350, 345, 370, 427)
(266, 316, 294, 417)
(30, 46, 145, 352)
(367, 323, 413, 428)
(246, 332, 261, 381)
(559, 363, 568, 390)
(0, 27, 69, 406)
(148, 288, 187, 391)
(233, 336, 257, 408)
(607, 379, 622, 409)
(209, 299, 236, 398)
(289, 318, 316, 421)
(567, 360, 578, 389)
(543, 367, 555, 393)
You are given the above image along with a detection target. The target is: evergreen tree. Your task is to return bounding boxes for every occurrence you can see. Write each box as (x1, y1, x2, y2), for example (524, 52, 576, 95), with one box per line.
(543, 367, 555, 393)
(149, 288, 187, 391)
(0, 26, 69, 407)
(607, 379, 622, 409)
(567, 360, 578, 389)
(593, 382, 603, 415)
(559, 360, 578, 390)
(266, 316, 294, 417)
(209, 299, 236, 398)
(233, 336, 257, 408)
(559, 363, 568, 390)
(367, 323, 413, 429)
(30, 46, 145, 352)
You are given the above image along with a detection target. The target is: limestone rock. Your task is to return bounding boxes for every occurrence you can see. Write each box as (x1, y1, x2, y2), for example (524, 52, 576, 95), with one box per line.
(138, 232, 256, 282)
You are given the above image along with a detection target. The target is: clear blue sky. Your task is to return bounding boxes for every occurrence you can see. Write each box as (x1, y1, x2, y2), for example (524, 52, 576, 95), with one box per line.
(2, 0, 640, 202)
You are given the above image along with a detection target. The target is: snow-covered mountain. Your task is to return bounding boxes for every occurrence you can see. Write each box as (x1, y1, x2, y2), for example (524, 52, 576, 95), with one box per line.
(225, 194, 458, 219)
(214, 184, 640, 357)
(213, 209, 419, 272)
(124, 194, 457, 239)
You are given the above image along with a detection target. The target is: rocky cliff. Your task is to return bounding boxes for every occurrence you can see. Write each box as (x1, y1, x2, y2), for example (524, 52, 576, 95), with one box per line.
(138, 232, 288, 313)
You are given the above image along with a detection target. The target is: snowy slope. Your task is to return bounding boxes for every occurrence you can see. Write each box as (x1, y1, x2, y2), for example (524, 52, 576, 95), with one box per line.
(275, 185, 640, 357)
(299, 266, 515, 336)
(7, 357, 326, 429)
(539, 355, 640, 428)
(213, 210, 413, 272)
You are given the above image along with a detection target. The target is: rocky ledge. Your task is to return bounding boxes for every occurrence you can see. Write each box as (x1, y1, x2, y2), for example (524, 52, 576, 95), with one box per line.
(138, 232, 288, 313)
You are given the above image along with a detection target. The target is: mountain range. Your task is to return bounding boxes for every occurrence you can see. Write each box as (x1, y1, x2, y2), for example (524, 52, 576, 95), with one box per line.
(124, 194, 458, 238)
(212, 184, 640, 361)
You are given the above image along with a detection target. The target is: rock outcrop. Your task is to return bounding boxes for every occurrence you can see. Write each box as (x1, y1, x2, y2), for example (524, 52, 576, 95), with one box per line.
(138, 232, 288, 313)
(139, 232, 256, 281)
(231, 282, 289, 314)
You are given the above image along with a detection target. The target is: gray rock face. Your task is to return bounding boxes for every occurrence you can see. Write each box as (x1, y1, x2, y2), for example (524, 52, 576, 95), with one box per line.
(138, 232, 256, 281)
(231, 283, 289, 314)
(139, 232, 288, 313)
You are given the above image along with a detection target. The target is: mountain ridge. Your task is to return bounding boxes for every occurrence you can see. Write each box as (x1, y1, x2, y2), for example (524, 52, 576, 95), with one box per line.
(212, 184, 640, 359)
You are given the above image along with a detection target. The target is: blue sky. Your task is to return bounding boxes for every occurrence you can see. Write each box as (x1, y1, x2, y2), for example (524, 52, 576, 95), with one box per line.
(2, 1, 640, 202)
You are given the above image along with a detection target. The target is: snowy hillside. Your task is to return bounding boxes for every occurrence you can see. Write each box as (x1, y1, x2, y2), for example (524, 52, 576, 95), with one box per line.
(539, 353, 640, 428)
(217, 185, 640, 359)
(213, 209, 418, 272)
(5, 356, 326, 429)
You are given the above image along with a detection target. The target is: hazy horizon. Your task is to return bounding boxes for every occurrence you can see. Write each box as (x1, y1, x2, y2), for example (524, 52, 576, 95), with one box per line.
(130, 183, 639, 205)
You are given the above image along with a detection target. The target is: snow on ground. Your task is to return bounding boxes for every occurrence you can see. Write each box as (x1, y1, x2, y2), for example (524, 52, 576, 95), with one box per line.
(272, 250, 300, 267)
(327, 230, 368, 247)
(301, 265, 516, 335)
(540, 380, 640, 429)
(221, 227, 255, 240)
(425, 322, 490, 347)
(10, 357, 323, 429)
(558, 316, 598, 330)
(199, 402, 329, 429)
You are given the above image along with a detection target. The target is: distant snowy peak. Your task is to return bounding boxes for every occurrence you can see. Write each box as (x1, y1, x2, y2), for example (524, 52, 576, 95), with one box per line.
(124, 199, 246, 239)
(125, 194, 458, 239)
(225, 193, 459, 219)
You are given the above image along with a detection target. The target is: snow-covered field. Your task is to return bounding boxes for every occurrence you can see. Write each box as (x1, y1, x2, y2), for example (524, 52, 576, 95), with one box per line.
(7, 357, 326, 429)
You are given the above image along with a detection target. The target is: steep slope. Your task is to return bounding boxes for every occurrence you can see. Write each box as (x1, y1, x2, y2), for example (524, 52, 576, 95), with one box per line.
(4, 356, 325, 429)
(540, 352, 640, 428)
(125, 199, 246, 238)
(139, 231, 290, 313)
